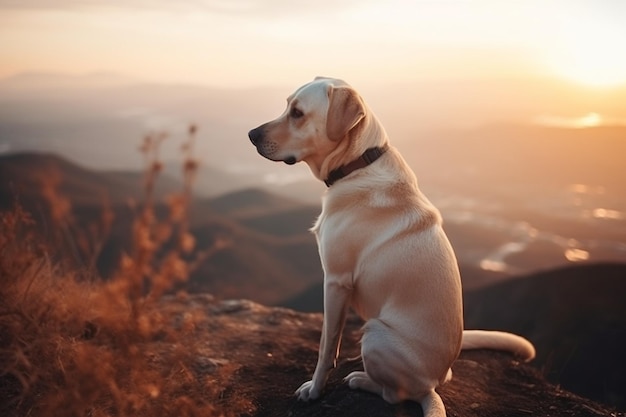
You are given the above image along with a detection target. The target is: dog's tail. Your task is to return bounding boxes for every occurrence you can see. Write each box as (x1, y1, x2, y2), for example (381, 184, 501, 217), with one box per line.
(419, 389, 446, 417)
(462, 330, 535, 362)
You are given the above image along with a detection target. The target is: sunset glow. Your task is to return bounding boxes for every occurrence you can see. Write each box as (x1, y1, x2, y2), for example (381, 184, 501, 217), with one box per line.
(556, 44, 626, 88)
(0, 1, 625, 89)
(546, 16, 626, 87)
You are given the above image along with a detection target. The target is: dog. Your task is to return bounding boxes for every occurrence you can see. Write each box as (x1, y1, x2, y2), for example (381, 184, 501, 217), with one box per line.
(248, 77, 535, 417)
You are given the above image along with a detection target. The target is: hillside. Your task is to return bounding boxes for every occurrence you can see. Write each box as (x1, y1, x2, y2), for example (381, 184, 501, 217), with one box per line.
(464, 263, 626, 409)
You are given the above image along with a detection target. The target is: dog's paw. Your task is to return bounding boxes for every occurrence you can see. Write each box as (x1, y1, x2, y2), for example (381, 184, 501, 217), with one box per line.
(343, 371, 382, 395)
(295, 380, 321, 401)
(344, 371, 368, 389)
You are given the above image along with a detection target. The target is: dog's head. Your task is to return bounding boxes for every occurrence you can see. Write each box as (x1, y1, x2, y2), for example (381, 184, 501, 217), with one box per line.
(248, 77, 369, 178)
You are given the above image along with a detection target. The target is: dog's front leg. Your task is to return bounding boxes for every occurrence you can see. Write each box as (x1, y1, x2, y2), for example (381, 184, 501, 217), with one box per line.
(296, 278, 351, 401)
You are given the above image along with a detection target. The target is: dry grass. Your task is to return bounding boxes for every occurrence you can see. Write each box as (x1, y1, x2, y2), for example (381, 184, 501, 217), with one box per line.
(0, 126, 235, 417)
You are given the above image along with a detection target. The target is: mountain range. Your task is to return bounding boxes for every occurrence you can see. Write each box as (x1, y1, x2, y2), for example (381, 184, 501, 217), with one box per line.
(2, 151, 624, 294)
(1, 151, 625, 410)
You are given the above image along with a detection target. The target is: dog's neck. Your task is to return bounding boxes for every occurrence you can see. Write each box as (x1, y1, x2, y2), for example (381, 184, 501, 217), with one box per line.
(323, 145, 389, 187)
(307, 108, 389, 184)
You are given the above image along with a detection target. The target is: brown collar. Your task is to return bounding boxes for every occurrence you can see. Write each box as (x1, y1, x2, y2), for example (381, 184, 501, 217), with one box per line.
(324, 145, 389, 187)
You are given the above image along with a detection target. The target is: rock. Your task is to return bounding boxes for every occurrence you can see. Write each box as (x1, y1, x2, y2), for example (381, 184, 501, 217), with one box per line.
(178, 296, 622, 417)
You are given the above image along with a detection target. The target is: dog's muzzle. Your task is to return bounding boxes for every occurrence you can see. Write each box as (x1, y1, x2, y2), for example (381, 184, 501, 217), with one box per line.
(248, 126, 297, 165)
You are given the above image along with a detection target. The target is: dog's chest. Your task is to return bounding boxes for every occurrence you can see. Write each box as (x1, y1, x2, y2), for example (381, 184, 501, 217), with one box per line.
(312, 198, 383, 275)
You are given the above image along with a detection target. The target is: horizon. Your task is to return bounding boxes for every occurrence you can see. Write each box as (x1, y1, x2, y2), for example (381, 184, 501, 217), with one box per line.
(1, 0, 626, 182)
(1, 67, 626, 174)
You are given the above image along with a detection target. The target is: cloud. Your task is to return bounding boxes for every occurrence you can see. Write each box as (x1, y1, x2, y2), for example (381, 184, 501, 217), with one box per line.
(533, 113, 626, 129)
(0, 0, 365, 16)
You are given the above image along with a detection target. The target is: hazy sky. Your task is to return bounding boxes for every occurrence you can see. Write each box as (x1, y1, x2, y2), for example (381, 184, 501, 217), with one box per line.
(1, 0, 625, 88)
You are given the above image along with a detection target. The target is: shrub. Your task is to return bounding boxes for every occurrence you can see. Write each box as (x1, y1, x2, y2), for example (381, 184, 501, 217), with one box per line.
(0, 126, 235, 417)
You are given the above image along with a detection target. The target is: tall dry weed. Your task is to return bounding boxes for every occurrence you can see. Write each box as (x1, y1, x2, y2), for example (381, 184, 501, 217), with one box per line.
(0, 126, 235, 417)
(33, 161, 114, 277)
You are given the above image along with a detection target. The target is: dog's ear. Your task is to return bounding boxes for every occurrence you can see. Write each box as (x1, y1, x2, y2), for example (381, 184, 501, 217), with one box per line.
(326, 86, 366, 141)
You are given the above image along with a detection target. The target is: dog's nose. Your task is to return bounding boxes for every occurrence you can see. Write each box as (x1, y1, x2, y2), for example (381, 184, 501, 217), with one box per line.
(248, 127, 264, 146)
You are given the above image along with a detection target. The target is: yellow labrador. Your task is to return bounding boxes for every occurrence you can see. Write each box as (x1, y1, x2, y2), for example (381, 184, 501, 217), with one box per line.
(248, 77, 535, 417)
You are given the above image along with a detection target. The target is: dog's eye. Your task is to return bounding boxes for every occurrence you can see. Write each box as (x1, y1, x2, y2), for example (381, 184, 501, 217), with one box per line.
(290, 107, 304, 119)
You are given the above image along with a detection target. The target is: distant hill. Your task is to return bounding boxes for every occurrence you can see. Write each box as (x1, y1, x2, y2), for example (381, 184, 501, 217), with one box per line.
(464, 263, 626, 409)
(0, 152, 181, 208)
(0, 72, 138, 93)
(411, 124, 626, 204)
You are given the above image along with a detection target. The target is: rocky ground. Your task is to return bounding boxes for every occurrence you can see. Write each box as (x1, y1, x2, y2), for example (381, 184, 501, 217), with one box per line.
(159, 294, 622, 417)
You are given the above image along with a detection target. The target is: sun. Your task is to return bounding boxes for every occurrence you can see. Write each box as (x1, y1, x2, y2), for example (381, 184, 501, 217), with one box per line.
(547, 21, 626, 88)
